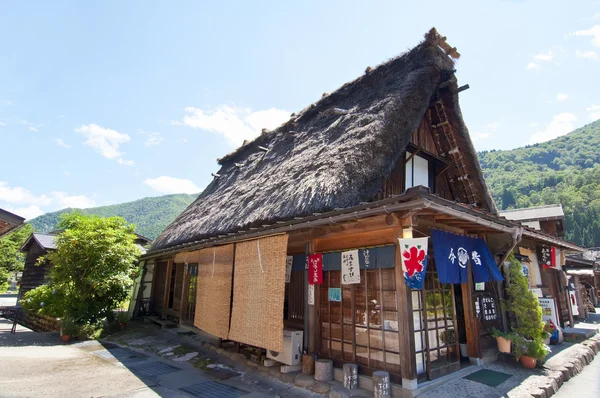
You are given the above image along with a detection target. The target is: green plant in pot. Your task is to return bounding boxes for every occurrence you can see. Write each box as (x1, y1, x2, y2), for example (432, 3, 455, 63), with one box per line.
(440, 329, 457, 356)
(116, 311, 129, 331)
(491, 328, 514, 354)
(504, 255, 549, 367)
(60, 317, 79, 343)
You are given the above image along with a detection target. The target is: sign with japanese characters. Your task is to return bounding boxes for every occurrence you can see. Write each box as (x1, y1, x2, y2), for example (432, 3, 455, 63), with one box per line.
(398, 237, 429, 290)
(479, 295, 498, 322)
(537, 245, 556, 269)
(308, 284, 315, 305)
(538, 297, 560, 326)
(308, 253, 323, 285)
(341, 250, 360, 284)
(432, 229, 504, 284)
(285, 256, 293, 283)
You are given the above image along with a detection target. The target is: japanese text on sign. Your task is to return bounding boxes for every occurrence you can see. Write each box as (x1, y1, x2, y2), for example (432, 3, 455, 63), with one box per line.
(341, 249, 360, 284)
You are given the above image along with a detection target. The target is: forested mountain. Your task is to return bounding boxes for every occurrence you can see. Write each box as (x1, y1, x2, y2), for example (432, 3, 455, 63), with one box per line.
(479, 119, 600, 247)
(28, 193, 197, 241)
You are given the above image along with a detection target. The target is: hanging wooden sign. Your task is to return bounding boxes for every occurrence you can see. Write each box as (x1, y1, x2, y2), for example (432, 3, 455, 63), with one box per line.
(537, 245, 556, 269)
(308, 253, 323, 285)
(341, 250, 360, 284)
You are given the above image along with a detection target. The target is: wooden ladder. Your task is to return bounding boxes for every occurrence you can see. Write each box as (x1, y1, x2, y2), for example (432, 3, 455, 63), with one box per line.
(430, 100, 477, 204)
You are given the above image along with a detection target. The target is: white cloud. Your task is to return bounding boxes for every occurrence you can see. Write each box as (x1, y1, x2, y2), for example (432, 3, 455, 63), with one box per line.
(556, 93, 569, 102)
(174, 105, 290, 146)
(139, 130, 163, 146)
(572, 25, 600, 47)
(144, 176, 201, 194)
(593, 13, 600, 20)
(0, 182, 96, 218)
(75, 123, 133, 165)
(5, 205, 45, 220)
(526, 62, 541, 71)
(485, 122, 499, 130)
(0, 122, 6, 127)
(529, 113, 577, 144)
(528, 122, 539, 128)
(586, 104, 600, 120)
(533, 50, 555, 61)
(21, 120, 39, 132)
(0, 182, 52, 206)
(54, 138, 71, 148)
(4, 100, 12, 105)
(51, 191, 96, 209)
(471, 132, 490, 142)
(575, 49, 598, 59)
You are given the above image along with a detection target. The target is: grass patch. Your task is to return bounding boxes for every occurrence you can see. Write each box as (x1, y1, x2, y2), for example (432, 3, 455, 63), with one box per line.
(191, 357, 212, 370)
(173, 345, 194, 356)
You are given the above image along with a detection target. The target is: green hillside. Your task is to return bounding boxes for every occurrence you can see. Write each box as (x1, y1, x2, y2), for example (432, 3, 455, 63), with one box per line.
(28, 193, 197, 241)
(479, 119, 600, 247)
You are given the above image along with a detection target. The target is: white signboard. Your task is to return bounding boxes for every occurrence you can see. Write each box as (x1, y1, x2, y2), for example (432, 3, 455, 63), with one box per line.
(570, 291, 580, 316)
(341, 249, 360, 285)
(538, 297, 559, 327)
(285, 256, 293, 283)
(308, 284, 315, 306)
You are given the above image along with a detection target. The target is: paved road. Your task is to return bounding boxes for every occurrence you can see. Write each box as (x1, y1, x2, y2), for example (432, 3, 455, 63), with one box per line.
(554, 351, 600, 397)
(0, 294, 17, 307)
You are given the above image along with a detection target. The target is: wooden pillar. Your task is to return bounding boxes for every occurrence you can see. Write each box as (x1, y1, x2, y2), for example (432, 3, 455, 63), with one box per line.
(462, 260, 481, 359)
(394, 222, 418, 388)
(162, 259, 173, 316)
(180, 265, 190, 322)
(307, 241, 317, 354)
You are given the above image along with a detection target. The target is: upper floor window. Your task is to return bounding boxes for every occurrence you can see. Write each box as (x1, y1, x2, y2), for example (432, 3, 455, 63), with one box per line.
(405, 152, 430, 189)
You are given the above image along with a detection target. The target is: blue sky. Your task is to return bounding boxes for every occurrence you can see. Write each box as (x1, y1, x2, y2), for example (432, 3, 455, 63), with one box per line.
(1, 1, 599, 219)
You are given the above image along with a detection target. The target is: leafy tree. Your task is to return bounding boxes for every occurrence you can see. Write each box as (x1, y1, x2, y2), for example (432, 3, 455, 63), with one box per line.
(22, 213, 141, 327)
(0, 224, 33, 292)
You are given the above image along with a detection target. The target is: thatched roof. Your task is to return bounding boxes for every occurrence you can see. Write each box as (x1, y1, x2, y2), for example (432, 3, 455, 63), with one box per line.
(151, 29, 494, 252)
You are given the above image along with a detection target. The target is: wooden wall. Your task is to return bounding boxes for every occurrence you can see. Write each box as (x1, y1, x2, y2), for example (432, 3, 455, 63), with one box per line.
(18, 243, 50, 300)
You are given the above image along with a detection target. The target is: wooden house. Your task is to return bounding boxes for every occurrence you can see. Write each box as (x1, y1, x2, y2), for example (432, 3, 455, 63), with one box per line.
(19, 232, 151, 301)
(500, 205, 578, 328)
(565, 249, 600, 318)
(0, 208, 24, 237)
(139, 29, 583, 394)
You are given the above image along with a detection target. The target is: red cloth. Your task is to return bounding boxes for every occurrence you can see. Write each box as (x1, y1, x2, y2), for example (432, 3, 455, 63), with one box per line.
(308, 253, 323, 285)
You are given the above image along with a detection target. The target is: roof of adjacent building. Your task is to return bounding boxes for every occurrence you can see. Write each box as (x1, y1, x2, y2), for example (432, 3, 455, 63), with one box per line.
(20, 233, 58, 252)
(499, 204, 564, 222)
(150, 28, 495, 252)
(0, 208, 25, 237)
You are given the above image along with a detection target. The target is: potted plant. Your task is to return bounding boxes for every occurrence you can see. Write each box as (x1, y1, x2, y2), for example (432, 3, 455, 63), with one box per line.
(60, 317, 79, 343)
(512, 334, 549, 369)
(116, 311, 129, 331)
(491, 328, 513, 354)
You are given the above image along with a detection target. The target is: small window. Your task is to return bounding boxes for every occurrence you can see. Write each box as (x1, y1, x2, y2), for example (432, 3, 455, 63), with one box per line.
(405, 153, 430, 189)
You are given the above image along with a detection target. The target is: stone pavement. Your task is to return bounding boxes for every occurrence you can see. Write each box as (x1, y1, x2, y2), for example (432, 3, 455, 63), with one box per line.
(0, 318, 319, 397)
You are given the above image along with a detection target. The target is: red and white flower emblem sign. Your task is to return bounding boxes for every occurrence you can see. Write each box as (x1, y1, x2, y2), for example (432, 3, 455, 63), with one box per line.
(398, 237, 429, 290)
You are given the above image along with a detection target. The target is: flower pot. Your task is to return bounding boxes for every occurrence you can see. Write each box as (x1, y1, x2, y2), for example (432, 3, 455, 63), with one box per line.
(496, 336, 512, 354)
(61, 335, 71, 343)
(520, 355, 537, 369)
(459, 343, 469, 358)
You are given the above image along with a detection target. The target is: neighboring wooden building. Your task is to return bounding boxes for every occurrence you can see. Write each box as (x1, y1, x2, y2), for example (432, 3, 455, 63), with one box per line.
(139, 29, 583, 394)
(19, 232, 151, 301)
(501, 205, 579, 327)
(0, 208, 24, 237)
(565, 249, 600, 318)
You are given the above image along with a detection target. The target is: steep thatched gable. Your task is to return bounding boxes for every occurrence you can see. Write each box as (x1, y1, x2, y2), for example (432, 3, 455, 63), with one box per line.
(151, 29, 493, 251)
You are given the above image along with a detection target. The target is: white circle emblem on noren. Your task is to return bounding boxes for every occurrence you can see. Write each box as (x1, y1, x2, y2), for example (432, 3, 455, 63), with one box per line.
(457, 247, 469, 268)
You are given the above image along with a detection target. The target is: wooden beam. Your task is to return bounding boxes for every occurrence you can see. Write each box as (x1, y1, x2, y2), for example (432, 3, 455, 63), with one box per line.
(462, 261, 481, 358)
(315, 228, 396, 252)
(162, 259, 173, 316)
(307, 241, 317, 354)
(394, 225, 418, 381)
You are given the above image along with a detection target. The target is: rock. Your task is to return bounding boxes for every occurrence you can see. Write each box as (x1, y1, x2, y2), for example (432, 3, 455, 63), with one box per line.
(315, 359, 333, 382)
(311, 382, 331, 394)
(295, 374, 316, 388)
(278, 372, 297, 384)
(328, 385, 352, 398)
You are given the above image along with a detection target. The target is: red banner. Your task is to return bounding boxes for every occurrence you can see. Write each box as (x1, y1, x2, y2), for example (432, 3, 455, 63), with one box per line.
(308, 253, 323, 285)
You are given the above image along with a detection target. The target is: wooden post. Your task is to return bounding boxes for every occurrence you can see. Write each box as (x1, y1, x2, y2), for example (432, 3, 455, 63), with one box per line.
(343, 363, 358, 389)
(394, 223, 418, 387)
(307, 241, 317, 354)
(302, 353, 315, 375)
(180, 265, 190, 322)
(462, 260, 481, 359)
(373, 371, 391, 398)
(314, 359, 333, 382)
(162, 259, 173, 316)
